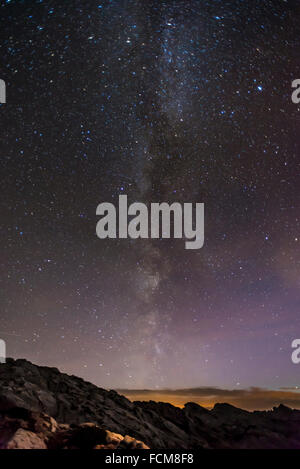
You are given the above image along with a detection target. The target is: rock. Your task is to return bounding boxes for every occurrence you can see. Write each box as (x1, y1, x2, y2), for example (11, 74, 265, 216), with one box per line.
(105, 429, 124, 445)
(0, 407, 149, 449)
(119, 435, 150, 449)
(6, 429, 47, 449)
(33, 413, 58, 434)
(1, 358, 300, 449)
(64, 423, 108, 449)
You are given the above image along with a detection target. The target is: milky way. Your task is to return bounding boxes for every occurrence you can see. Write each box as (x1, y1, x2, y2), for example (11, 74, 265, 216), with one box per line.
(0, 0, 299, 391)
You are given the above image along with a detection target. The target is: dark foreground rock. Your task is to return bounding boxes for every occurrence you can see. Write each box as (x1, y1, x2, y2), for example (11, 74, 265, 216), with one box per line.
(0, 407, 149, 449)
(1, 358, 300, 449)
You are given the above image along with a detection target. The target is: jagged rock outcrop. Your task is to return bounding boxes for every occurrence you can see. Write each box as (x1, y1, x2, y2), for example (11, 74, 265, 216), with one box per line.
(0, 407, 149, 449)
(1, 358, 300, 449)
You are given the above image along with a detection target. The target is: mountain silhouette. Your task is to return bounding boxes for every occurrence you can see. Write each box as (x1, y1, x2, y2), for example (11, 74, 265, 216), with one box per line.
(1, 358, 300, 449)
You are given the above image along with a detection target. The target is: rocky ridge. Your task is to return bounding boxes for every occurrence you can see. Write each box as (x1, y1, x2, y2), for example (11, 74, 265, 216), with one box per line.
(0, 407, 148, 449)
(1, 358, 300, 449)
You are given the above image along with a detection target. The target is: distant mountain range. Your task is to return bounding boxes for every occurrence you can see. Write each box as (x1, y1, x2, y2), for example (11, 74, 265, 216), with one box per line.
(1, 358, 300, 449)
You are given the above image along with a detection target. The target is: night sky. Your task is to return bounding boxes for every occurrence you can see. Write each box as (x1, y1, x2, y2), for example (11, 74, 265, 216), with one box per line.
(0, 0, 299, 398)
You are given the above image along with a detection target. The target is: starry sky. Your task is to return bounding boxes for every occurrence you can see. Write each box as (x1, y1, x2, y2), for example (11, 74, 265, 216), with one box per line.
(0, 0, 299, 399)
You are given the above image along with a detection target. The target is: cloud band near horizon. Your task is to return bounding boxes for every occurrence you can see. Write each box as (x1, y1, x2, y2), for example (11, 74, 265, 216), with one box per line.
(117, 387, 300, 411)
